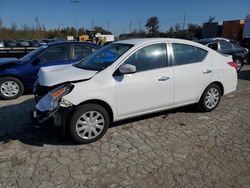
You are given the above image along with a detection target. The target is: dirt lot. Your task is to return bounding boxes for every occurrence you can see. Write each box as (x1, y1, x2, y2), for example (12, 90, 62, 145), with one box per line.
(0, 66, 250, 188)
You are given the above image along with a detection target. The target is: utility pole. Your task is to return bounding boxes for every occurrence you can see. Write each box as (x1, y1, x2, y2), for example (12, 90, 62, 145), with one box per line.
(92, 19, 94, 30)
(183, 14, 186, 30)
(107, 20, 110, 32)
(71, 0, 80, 37)
(129, 20, 132, 33)
(58, 22, 63, 30)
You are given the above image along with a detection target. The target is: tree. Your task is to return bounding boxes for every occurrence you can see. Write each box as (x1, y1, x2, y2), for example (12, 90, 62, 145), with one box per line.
(145, 16, 159, 36)
(187, 23, 202, 38)
(35, 16, 41, 30)
(93, 26, 111, 34)
(246, 15, 250, 21)
(167, 26, 174, 37)
(174, 24, 181, 32)
(78, 27, 86, 35)
(11, 22, 17, 30)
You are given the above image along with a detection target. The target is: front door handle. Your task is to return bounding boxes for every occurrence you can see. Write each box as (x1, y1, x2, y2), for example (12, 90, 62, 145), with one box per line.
(203, 70, 212, 74)
(158, 76, 170, 81)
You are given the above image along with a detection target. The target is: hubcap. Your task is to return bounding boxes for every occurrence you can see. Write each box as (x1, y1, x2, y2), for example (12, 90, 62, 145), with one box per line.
(0, 81, 20, 97)
(76, 111, 105, 140)
(205, 88, 220, 109)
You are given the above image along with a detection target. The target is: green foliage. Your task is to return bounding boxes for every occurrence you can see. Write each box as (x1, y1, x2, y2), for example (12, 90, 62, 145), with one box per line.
(145, 16, 159, 37)
(120, 16, 203, 40)
(93, 26, 111, 34)
(0, 19, 112, 40)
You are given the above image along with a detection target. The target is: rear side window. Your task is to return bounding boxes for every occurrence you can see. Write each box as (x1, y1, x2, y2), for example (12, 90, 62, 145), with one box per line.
(123, 43, 168, 72)
(172, 43, 207, 66)
(232, 43, 243, 50)
(208, 42, 218, 50)
(41, 45, 70, 62)
(196, 48, 208, 62)
(74, 45, 97, 60)
(220, 42, 233, 50)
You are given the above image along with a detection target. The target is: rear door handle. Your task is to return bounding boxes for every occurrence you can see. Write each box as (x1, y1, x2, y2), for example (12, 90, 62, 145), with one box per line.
(158, 76, 170, 81)
(203, 70, 212, 74)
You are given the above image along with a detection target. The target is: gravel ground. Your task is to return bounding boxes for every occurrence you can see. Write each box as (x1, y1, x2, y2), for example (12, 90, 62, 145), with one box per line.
(0, 65, 250, 188)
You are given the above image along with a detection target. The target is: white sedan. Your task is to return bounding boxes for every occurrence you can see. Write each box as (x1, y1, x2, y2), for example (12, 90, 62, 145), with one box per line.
(32, 38, 237, 144)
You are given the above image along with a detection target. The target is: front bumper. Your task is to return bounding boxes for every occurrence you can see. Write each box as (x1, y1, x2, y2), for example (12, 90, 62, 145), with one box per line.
(31, 106, 73, 129)
(31, 108, 59, 125)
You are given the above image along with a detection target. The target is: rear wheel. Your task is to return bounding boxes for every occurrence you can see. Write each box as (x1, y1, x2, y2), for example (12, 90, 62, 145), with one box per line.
(0, 77, 24, 100)
(197, 83, 221, 112)
(69, 104, 110, 144)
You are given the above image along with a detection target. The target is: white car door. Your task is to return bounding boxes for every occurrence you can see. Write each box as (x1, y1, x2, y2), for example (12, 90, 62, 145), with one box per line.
(171, 43, 213, 105)
(114, 43, 174, 118)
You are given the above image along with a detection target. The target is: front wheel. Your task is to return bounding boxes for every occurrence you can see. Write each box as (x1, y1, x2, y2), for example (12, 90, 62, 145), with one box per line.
(197, 84, 221, 112)
(69, 104, 110, 144)
(0, 77, 24, 100)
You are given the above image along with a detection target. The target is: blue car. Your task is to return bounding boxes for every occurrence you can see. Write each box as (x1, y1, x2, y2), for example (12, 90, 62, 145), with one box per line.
(0, 41, 100, 100)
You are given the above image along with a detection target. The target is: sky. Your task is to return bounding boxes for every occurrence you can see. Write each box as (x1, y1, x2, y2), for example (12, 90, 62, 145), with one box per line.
(0, 0, 250, 35)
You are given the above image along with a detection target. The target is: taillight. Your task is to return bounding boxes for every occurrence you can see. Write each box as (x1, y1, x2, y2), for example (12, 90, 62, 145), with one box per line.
(227, 61, 237, 69)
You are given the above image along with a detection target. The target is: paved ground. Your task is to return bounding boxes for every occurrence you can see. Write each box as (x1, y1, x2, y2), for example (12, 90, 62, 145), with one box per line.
(0, 66, 250, 188)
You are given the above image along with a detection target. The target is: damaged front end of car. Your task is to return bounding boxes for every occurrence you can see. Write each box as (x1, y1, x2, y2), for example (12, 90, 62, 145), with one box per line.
(31, 83, 74, 127)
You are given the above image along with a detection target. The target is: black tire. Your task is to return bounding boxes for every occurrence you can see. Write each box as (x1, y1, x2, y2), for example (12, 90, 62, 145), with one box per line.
(69, 103, 110, 144)
(197, 83, 221, 112)
(235, 58, 243, 72)
(0, 77, 24, 100)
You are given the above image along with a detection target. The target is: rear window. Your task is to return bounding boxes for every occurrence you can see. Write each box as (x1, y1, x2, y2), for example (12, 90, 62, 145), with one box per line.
(232, 43, 243, 50)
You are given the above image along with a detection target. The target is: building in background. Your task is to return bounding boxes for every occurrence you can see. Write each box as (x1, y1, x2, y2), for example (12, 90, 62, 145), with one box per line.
(202, 22, 221, 38)
(222, 20, 245, 41)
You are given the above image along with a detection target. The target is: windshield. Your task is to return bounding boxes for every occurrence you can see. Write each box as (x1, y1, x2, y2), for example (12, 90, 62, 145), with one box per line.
(74, 43, 133, 71)
(20, 45, 48, 62)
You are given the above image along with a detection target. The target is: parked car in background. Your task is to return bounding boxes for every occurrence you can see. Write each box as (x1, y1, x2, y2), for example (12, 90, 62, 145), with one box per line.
(198, 39, 249, 72)
(0, 40, 5, 48)
(17, 39, 30, 47)
(32, 38, 237, 144)
(28, 40, 39, 47)
(38, 40, 47, 46)
(0, 41, 100, 100)
(5, 40, 17, 47)
(241, 37, 250, 63)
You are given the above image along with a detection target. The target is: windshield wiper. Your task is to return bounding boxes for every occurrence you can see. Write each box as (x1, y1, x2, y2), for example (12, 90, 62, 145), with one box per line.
(76, 65, 100, 71)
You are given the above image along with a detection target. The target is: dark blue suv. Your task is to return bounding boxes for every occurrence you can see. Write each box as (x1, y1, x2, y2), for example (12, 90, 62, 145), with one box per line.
(0, 41, 100, 100)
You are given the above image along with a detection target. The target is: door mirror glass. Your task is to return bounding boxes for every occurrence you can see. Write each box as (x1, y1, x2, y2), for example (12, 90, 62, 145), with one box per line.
(32, 57, 42, 65)
(119, 64, 136, 74)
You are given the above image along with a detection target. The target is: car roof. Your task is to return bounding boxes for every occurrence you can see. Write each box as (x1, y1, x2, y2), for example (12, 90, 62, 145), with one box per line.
(46, 41, 101, 48)
(115, 38, 197, 45)
(198, 38, 233, 44)
(114, 38, 209, 50)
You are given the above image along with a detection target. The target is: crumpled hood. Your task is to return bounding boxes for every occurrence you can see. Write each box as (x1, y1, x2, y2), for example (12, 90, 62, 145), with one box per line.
(38, 64, 98, 87)
(0, 58, 19, 66)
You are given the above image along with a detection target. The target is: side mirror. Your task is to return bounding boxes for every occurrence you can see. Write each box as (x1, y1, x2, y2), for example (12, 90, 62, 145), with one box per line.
(119, 64, 136, 74)
(32, 57, 42, 65)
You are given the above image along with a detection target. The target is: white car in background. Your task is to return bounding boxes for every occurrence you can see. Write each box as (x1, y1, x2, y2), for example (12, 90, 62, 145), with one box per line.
(32, 38, 237, 144)
(0, 40, 4, 48)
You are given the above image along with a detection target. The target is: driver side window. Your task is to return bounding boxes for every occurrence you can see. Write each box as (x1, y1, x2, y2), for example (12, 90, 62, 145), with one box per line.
(123, 43, 168, 72)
